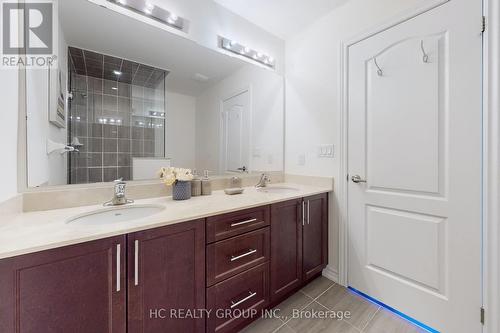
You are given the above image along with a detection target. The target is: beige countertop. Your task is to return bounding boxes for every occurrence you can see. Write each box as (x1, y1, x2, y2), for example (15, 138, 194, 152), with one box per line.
(0, 183, 331, 260)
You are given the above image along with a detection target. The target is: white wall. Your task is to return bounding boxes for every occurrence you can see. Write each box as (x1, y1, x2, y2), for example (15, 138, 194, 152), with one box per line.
(26, 13, 68, 187)
(195, 64, 284, 174)
(166, 91, 197, 169)
(285, 0, 428, 274)
(0, 68, 19, 203)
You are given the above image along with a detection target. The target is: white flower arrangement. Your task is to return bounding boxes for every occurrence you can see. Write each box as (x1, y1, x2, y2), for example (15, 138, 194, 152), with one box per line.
(159, 167, 194, 186)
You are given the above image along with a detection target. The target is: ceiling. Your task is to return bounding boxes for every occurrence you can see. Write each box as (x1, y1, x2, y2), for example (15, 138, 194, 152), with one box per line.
(213, 0, 349, 39)
(60, 0, 247, 96)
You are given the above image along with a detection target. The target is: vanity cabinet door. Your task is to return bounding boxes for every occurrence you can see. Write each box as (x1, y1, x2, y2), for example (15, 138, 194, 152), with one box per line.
(302, 193, 328, 282)
(270, 199, 303, 302)
(0, 236, 126, 333)
(127, 219, 206, 333)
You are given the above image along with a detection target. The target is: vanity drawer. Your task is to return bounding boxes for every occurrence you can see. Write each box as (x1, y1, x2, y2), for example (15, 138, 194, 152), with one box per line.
(206, 206, 270, 243)
(206, 263, 269, 333)
(207, 227, 270, 286)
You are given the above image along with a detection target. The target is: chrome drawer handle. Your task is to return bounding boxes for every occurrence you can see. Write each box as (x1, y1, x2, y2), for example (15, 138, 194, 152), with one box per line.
(231, 218, 258, 227)
(116, 244, 121, 292)
(230, 291, 257, 309)
(134, 240, 139, 286)
(230, 249, 257, 262)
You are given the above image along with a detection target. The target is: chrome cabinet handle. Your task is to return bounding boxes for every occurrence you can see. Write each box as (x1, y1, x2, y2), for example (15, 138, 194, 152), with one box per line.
(116, 244, 121, 292)
(302, 201, 305, 226)
(307, 200, 310, 225)
(351, 175, 367, 183)
(230, 249, 257, 262)
(134, 240, 139, 286)
(231, 218, 257, 227)
(230, 291, 257, 308)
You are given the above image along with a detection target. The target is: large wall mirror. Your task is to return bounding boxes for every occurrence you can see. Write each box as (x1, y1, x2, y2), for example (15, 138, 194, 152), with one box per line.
(25, 0, 284, 188)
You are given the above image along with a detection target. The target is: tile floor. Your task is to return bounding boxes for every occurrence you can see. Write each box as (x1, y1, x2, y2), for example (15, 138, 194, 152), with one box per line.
(240, 276, 427, 333)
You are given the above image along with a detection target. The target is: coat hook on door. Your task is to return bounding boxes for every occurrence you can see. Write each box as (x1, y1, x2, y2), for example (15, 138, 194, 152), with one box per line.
(420, 40, 429, 63)
(373, 57, 383, 76)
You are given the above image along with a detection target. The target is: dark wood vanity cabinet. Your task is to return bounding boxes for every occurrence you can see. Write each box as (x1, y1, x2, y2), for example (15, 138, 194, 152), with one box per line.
(270, 193, 328, 302)
(0, 193, 328, 333)
(206, 206, 271, 333)
(0, 220, 206, 333)
(127, 219, 206, 333)
(0, 236, 127, 333)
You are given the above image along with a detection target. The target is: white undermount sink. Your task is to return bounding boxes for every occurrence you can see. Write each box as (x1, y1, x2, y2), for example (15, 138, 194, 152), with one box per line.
(257, 186, 300, 194)
(67, 204, 165, 225)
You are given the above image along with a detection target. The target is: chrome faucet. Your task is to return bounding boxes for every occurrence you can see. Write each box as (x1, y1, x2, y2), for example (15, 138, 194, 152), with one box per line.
(104, 178, 134, 206)
(255, 173, 271, 188)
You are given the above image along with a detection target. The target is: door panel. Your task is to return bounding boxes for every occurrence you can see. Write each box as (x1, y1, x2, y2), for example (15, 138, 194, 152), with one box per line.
(270, 199, 302, 302)
(0, 236, 126, 333)
(302, 194, 328, 282)
(127, 220, 205, 333)
(221, 91, 250, 173)
(347, 2, 482, 332)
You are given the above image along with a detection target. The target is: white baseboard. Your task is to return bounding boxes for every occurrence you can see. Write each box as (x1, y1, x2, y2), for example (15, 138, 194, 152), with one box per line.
(322, 265, 340, 284)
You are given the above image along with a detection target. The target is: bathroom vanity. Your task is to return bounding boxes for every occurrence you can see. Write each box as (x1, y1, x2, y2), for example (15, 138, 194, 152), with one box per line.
(0, 186, 329, 333)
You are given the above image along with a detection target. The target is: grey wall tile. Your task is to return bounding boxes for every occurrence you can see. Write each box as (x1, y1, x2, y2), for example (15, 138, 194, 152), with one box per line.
(103, 124, 118, 138)
(118, 153, 130, 166)
(103, 94, 117, 111)
(88, 168, 103, 183)
(117, 167, 131, 181)
(103, 138, 118, 152)
(103, 167, 118, 182)
(103, 153, 118, 166)
(104, 79, 119, 95)
(118, 139, 131, 153)
(88, 153, 103, 167)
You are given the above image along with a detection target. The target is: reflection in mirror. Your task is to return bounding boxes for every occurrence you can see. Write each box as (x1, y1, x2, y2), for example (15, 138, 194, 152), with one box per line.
(26, 0, 284, 188)
(67, 47, 167, 184)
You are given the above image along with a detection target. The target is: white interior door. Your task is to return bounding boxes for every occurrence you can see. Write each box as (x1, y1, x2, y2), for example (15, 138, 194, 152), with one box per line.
(222, 91, 250, 173)
(347, 1, 482, 332)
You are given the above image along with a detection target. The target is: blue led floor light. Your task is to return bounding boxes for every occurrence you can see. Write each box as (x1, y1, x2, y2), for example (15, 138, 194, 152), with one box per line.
(347, 287, 440, 333)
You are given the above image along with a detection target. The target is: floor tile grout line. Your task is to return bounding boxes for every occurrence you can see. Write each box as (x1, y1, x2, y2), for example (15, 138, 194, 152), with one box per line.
(279, 296, 316, 326)
(314, 288, 381, 332)
(299, 282, 336, 301)
(360, 306, 381, 332)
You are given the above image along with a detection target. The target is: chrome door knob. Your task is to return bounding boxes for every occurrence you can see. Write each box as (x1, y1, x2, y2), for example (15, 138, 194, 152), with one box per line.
(351, 175, 367, 183)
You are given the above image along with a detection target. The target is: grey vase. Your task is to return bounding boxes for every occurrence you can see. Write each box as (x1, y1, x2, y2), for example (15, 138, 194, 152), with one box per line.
(172, 180, 192, 200)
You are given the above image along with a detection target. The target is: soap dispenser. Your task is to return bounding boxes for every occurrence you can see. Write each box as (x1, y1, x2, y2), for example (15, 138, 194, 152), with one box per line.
(201, 170, 212, 195)
(191, 170, 202, 197)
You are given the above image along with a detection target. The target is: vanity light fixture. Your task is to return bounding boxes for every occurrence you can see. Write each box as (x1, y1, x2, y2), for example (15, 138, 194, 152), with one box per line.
(107, 0, 186, 31)
(113, 70, 122, 76)
(219, 36, 275, 69)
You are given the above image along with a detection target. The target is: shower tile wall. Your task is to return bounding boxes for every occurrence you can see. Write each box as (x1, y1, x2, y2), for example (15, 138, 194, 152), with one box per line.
(68, 47, 166, 184)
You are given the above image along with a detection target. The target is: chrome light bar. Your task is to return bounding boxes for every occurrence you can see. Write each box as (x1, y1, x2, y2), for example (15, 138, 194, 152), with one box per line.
(219, 36, 275, 69)
(107, 0, 185, 31)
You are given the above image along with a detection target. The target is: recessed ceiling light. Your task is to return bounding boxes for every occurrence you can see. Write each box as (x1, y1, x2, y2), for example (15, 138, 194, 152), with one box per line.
(113, 70, 122, 76)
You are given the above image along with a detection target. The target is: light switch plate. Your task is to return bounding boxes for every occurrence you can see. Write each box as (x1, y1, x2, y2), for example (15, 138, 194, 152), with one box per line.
(318, 144, 334, 158)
